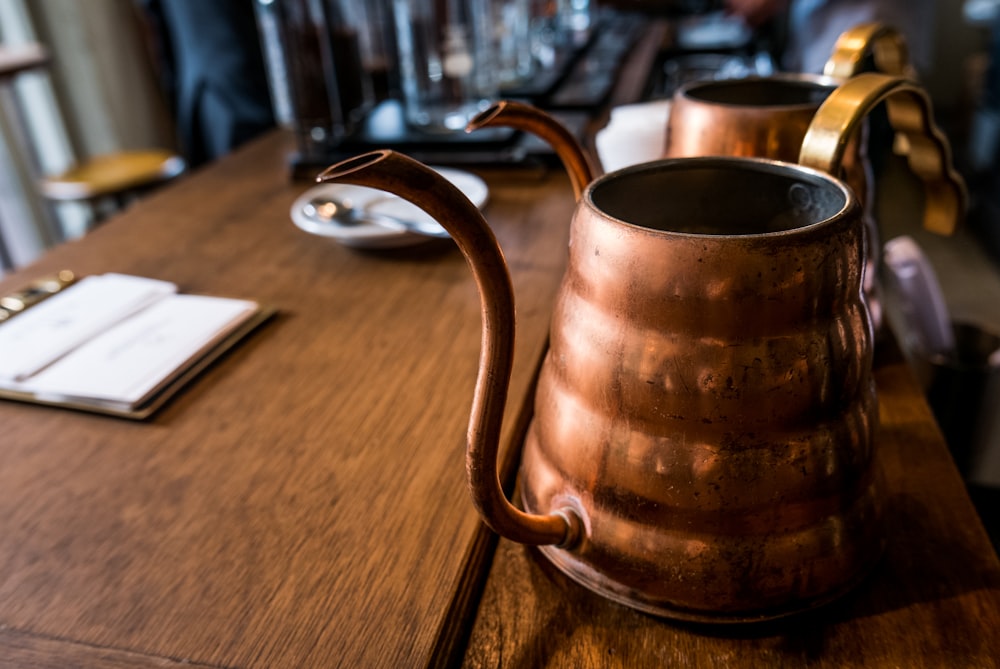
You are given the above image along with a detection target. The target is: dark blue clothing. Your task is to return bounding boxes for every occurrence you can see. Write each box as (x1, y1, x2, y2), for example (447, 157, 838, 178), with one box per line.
(139, 0, 276, 167)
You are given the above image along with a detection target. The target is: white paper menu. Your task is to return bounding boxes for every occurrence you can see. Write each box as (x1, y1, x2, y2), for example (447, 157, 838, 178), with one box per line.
(0, 273, 270, 416)
(0, 273, 177, 381)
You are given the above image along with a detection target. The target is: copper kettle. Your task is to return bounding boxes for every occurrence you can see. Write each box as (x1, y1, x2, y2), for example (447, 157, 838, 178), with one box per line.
(663, 22, 916, 168)
(664, 22, 915, 161)
(317, 76, 964, 622)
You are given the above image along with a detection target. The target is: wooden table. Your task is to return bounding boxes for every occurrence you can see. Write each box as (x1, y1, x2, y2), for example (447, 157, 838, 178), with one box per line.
(0, 125, 577, 667)
(2, 30, 999, 669)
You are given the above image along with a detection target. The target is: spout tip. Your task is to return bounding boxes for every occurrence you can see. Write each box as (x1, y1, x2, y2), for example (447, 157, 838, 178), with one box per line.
(316, 150, 394, 183)
(466, 101, 512, 134)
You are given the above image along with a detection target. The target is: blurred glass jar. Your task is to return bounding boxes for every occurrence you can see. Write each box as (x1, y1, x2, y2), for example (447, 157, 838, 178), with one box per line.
(556, 0, 593, 41)
(392, 0, 498, 133)
(491, 0, 535, 88)
(528, 0, 559, 70)
(254, 0, 374, 158)
(357, 0, 398, 101)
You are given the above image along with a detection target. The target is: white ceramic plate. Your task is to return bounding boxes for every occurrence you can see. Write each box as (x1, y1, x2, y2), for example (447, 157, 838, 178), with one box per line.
(290, 167, 489, 249)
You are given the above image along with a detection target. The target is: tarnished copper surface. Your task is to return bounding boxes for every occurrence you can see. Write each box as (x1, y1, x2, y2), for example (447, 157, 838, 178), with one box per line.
(523, 159, 880, 621)
(319, 148, 882, 622)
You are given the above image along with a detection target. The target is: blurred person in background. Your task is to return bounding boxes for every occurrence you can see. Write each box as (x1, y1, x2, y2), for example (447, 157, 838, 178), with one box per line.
(138, 0, 276, 168)
(725, 0, 935, 76)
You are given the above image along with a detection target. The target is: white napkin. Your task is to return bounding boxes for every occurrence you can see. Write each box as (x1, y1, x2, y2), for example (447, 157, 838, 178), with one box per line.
(594, 100, 672, 174)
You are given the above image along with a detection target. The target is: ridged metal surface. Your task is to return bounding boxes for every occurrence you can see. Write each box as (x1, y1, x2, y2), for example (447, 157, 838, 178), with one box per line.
(518, 159, 882, 619)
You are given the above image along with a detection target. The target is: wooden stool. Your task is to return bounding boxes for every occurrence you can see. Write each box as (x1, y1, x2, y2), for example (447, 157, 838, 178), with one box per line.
(38, 149, 185, 223)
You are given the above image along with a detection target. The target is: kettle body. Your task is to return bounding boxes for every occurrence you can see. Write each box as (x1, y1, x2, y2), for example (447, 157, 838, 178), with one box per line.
(519, 158, 881, 620)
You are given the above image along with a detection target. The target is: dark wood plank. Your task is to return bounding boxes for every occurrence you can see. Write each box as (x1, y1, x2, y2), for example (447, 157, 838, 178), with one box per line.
(0, 130, 575, 668)
(460, 351, 1000, 668)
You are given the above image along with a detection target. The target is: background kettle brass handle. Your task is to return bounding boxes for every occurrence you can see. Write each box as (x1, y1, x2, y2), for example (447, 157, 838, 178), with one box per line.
(823, 22, 915, 80)
(318, 150, 579, 548)
(799, 72, 967, 236)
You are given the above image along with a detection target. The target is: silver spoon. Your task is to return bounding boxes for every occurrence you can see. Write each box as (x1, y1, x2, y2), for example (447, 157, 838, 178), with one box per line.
(302, 195, 450, 239)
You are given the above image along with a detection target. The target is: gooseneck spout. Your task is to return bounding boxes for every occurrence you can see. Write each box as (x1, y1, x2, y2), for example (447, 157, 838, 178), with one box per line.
(467, 100, 599, 199)
(317, 151, 579, 547)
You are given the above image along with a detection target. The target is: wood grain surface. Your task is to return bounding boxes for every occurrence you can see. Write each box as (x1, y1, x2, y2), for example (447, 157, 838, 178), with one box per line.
(0, 627, 215, 668)
(0, 130, 574, 668)
(460, 345, 1000, 668)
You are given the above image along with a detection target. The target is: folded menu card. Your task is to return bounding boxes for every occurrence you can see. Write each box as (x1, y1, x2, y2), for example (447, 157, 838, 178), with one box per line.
(0, 273, 273, 418)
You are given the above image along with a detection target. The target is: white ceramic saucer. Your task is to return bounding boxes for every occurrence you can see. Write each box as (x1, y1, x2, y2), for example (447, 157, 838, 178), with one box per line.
(290, 167, 489, 250)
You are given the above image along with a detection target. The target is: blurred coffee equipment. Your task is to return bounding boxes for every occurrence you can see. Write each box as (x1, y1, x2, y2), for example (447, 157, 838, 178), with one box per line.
(254, 0, 377, 167)
(392, 0, 498, 133)
(254, 0, 670, 178)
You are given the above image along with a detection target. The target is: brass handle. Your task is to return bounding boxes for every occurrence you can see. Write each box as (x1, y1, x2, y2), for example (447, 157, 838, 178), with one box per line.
(467, 100, 599, 199)
(317, 150, 577, 547)
(823, 23, 921, 189)
(799, 72, 966, 236)
(823, 22, 916, 80)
